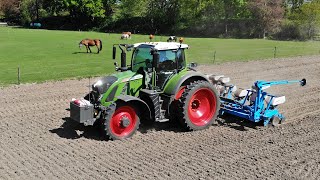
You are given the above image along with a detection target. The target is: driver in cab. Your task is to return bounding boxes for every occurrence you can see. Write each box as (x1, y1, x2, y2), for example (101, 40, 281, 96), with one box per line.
(159, 51, 171, 62)
(158, 50, 176, 71)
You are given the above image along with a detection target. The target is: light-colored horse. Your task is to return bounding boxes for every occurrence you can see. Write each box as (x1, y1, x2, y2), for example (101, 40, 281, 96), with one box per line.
(122, 31, 132, 37)
(121, 33, 130, 40)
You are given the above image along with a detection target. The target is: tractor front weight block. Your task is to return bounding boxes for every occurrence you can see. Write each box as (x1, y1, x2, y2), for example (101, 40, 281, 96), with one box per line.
(70, 101, 95, 126)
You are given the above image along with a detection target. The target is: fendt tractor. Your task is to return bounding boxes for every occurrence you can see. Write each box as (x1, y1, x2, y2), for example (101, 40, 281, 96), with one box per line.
(70, 42, 220, 140)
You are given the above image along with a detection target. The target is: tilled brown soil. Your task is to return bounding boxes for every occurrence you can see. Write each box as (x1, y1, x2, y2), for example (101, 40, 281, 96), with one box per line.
(0, 56, 319, 179)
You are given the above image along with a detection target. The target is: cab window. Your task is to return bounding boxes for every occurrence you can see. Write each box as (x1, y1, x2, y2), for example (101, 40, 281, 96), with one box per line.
(132, 46, 152, 72)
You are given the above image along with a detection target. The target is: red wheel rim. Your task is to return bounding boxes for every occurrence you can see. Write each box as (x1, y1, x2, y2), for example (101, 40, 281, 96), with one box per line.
(188, 88, 216, 126)
(175, 86, 186, 100)
(110, 106, 137, 137)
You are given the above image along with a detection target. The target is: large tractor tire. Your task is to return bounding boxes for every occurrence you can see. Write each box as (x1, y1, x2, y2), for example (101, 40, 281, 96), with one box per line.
(168, 86, 187, 122)
(178, 80, 220, 130)
(103, 103, 140, 140)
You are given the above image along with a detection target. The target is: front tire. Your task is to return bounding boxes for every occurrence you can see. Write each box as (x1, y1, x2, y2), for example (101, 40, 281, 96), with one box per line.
(178, 81, 220, 130)
(104, 103, 140, 140)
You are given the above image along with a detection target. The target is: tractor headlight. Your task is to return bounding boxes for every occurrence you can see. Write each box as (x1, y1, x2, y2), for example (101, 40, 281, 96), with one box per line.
(93, 80, 103, 87)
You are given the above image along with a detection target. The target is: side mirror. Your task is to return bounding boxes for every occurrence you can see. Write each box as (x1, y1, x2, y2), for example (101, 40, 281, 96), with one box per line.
(152, 51, 159, 69)
(112, 46, 116, 59)
(190, 62, 198, 68)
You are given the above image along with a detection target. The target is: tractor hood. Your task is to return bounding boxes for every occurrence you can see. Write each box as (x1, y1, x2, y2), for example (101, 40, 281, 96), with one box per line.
(92, 71, 143, 96)
(97, 71, 143, 107)
(92, 76, 118, 95)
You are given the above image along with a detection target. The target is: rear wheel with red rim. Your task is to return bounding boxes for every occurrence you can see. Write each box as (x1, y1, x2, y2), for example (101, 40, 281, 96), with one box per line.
(178, 81, 220, 130)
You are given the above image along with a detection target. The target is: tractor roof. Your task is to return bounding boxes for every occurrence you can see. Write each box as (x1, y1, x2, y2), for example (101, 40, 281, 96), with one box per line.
(133, 42, 189, 50)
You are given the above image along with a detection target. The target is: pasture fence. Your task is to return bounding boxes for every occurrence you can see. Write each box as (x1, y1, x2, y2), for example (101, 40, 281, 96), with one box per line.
(17, 66, 20, 85)
(1, 45, 320, 86)
(206, 45, 318, 65)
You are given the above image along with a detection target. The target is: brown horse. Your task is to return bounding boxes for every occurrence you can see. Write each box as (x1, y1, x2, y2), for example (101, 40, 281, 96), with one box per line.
(149, 34, 154, 42)
(79, 39, 102, 53)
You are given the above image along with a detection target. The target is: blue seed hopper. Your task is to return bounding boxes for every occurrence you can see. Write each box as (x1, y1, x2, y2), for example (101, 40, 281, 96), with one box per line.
(210, 76, 307, 126)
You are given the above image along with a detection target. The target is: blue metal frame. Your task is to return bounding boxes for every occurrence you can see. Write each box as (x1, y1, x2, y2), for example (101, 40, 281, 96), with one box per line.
(219, 79, 306, 126)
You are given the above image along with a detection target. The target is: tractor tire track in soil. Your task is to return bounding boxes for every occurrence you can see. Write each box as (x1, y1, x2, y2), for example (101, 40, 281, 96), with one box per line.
(0, 56, 319, 179)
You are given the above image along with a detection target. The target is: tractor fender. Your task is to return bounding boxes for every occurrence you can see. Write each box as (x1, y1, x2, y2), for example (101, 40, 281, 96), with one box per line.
(116, 95, 152, 120)
(165, 71, 209, 96)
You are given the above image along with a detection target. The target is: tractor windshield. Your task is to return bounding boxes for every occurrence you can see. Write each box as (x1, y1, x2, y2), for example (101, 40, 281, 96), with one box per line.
(131, 45, 185, 72)
(158, 49, 184, 71)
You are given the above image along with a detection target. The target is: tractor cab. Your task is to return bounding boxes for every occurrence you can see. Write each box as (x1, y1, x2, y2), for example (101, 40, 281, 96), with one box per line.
(130, 42, 189, 90)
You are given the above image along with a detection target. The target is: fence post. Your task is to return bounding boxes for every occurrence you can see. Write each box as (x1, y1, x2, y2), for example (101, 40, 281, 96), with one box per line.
(213, 50, 216, 64)
(274, 47, 277, 58)
(17, 66, 20, 85)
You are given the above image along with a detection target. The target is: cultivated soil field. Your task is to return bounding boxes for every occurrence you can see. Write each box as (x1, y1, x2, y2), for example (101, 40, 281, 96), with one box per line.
(0, 56, 319, 179)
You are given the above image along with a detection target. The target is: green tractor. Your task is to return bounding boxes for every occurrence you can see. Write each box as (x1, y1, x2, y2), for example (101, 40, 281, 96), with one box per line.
(70, 42, 220, 140)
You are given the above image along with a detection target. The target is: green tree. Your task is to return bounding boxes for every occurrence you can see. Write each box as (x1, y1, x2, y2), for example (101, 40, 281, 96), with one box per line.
(42, 0, 66, 16)
(223, 0, 250, 20)
(287, 0, 304, 12)
(222, 0, 251, 36)
(294, 0, 320, 39)
(20, 0, 44, 24)
(0, 1, 4, 19)
(61, 0, 116, 29)
(145, 0, 180, 33)
(175, 0, 225, 34)
(117, 0, 148, 18)
(64, 0, 105, 20)
(0, 0, 21, 22)
(174, 0, 205, 30)
(248, 0, 285, 38)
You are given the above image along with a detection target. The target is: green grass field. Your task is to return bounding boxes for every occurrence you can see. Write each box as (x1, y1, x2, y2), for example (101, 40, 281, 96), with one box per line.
(1, 26, 319, 86)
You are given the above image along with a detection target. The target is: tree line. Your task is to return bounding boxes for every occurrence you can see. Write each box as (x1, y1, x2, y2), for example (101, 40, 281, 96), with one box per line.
(1, 0, 320, 40)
